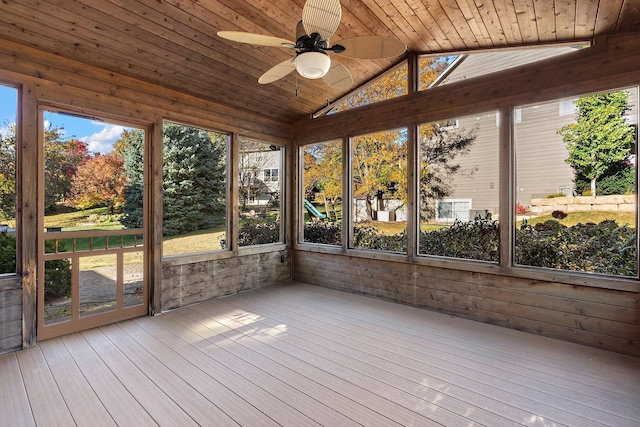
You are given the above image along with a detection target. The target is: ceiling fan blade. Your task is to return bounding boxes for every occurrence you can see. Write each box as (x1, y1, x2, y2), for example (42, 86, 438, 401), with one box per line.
(302, 0, 342, 41)
(217, 31, 294, 48)
(337, 36, 406, 59)
(323, 61, 352, 92)
(258, 59, 296, 84)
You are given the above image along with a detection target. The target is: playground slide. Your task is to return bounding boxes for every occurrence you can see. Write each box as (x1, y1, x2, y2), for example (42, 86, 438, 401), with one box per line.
(304, 199, 327, 219)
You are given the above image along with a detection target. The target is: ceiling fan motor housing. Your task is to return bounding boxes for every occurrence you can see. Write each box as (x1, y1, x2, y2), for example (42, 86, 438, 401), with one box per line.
(295, 20, 327, 51)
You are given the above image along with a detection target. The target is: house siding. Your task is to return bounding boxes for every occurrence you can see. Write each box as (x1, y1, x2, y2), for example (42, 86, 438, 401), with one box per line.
(435, 49, 638, 214)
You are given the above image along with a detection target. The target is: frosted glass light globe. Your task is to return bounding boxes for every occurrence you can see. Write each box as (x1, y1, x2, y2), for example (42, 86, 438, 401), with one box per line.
(296, 51, 331, 79)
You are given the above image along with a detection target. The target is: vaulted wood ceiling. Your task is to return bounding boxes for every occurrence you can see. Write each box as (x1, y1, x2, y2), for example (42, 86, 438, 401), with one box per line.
(1, 0, 638, 125)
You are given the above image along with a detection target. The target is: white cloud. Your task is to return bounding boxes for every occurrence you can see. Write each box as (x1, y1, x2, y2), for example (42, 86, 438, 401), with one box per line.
(80, 124, 125, 153)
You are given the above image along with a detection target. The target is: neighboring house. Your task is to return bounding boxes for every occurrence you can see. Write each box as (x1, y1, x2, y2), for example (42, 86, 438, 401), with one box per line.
(431, 47, 638, 222)
(238, 146, 282, 206)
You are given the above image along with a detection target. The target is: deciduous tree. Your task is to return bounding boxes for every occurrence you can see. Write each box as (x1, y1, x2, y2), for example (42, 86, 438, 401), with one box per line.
(352, 129, 407, 221)
(419, 123, 477, 220)
(558, 91, 635, 197)
(66, 151, 126, 213)
(303, 140, 342, 202)
(306, 55, 474, 223)
(43, 125, 90, 212)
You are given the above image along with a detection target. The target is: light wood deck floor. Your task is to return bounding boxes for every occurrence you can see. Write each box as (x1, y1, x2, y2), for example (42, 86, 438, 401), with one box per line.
(2, 281, 639, 426)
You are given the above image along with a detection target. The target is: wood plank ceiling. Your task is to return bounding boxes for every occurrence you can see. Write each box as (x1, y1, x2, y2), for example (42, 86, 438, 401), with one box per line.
(0, 0, 638, 125)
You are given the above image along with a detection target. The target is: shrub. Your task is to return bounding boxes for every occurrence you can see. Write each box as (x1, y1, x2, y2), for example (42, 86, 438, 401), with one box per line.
(304, 221, 342, 245)
(420, 216, 499, 261)
(515, 219, 636, 276)
(220, 220, 280, 248)
(353, 225, 407, 252)
(516, 203, 527, 215)
(0, 232, 16, 273)
(344, 216, 636, 276)
(574, 161, 635, 196)
(546, 192, 566, 198)
(551, 210, 567, 219)
(596, 166, 635, 195)
(0, 234, 72, 300)
(43, 240, 72, 301)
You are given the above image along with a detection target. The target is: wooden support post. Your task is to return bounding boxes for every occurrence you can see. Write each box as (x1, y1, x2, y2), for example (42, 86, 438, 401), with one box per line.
(20, 84, 38, 348)
(150, 118, 163, 315)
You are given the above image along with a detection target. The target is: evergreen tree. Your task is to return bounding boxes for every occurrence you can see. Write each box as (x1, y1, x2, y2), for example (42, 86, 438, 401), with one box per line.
(121, 124, 227, 235)
(0, 122, 17, 220)
(121, 130, 145, 229)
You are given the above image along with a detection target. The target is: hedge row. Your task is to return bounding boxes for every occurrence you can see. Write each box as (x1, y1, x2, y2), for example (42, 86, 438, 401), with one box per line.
(299, 218, 636, 276)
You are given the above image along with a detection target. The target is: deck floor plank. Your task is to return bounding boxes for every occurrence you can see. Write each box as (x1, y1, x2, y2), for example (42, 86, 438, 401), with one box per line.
(186, 299, 496, 426)
(79, 327, 200, 427)
(201, 293, 578, 426)
(0, 352, 36, 427)
(60, 333, 159, 427)
(131, 316, 325, 427)
(2, 281, 639, 427)
(165, 307, 411, 426)
(117, 318, 286, 426)
(38, 338, 117, 427)
(15, 345, 76, 427)
(147, 313, 369, 427)
(97, 322, 240, 426)
(236, 285, 640, 425)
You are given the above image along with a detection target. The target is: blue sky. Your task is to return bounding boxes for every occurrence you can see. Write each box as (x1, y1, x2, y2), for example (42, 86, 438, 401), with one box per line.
(1, 84, 128, 153)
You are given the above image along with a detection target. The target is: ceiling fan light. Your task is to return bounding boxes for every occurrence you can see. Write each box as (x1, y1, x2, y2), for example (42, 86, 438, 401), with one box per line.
(296, 51, 331, 79)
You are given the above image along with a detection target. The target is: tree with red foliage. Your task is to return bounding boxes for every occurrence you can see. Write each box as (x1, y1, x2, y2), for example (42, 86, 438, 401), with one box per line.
(66, 151, 126, 213)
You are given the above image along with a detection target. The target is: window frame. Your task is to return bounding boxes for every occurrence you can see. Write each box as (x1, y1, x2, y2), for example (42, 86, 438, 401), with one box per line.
(159, 120, 231, 259)
(296, 86, 640, 292)
(0, 83, 19, 277)
(512, 87, 639, 279)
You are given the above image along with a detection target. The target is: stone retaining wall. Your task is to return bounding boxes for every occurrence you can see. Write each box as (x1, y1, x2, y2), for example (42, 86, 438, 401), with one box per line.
(530, 195, 636, 214)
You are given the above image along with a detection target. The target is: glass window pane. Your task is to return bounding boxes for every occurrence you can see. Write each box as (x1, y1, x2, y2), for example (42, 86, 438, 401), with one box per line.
(124, 251, 144, 308)
(161, 122, 228, 256)
(0, 85, 17, 274)
(302, 140, 342, 245)
(515, 88, 638, 277)
(236, 139, 283, 247)
(42, 111, 142, 232)
(351, 128, 407, 253)
(43, 258, 72, 326)
(423, 46, 587, 90)
(320, 62, 408, 116)
(79, 255, 117, 318)
(419, 112, 499, 262)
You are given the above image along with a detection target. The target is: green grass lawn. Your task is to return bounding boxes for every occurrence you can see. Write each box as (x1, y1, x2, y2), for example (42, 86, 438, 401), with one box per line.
(354, 211, 636, 236)
(41, 206, 636, 266)
(518, 211, 635, 227)
(162, 225, 227, 256)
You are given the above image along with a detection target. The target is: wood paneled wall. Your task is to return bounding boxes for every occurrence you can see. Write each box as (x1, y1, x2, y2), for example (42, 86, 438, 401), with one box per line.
(294, 252, 640, 357)
(294, 34, 640, 144)
(292, 33, 640, 357)
(162, 250, 290, 311)
(0, 278, 22, 353)
(0, 37, 292, 351)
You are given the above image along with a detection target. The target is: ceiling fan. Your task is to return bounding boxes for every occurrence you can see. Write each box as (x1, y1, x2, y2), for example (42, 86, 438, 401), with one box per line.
(217, 0, 406, 92)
